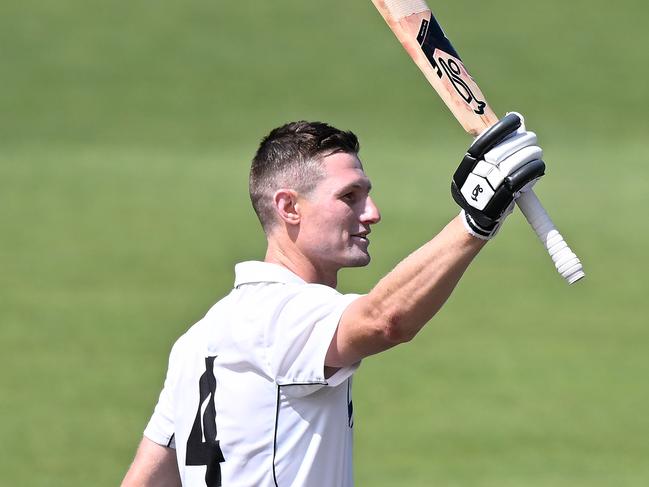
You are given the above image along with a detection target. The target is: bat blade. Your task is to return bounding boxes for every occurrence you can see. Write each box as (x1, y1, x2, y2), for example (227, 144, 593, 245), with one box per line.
(370, 0, 585, 284)
(372, 0, 497, 135)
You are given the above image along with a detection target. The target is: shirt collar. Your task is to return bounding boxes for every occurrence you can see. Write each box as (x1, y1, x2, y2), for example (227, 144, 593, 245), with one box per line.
(234, 261, 307, 287)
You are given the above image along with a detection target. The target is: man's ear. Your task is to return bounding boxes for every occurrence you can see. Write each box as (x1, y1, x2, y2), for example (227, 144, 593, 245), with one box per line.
(273, 189, 301, 226)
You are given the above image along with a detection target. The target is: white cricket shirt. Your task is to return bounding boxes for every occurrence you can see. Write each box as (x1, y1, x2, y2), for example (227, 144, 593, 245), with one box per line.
(144, 261, 361, 486)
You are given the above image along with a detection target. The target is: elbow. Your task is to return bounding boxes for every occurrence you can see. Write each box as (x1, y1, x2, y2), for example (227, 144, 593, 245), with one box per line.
(379, 311, 417, 345)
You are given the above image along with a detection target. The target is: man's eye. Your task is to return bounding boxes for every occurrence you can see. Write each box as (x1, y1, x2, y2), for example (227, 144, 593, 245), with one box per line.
(342, 192, 356, 202)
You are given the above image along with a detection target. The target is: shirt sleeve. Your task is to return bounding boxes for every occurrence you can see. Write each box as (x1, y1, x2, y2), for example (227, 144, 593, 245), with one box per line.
(143, 338, 183, 448)
(264, 284, 361, 394)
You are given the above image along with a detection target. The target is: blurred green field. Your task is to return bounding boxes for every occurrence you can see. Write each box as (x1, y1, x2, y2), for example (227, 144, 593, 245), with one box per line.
(1, 1, 648, 485)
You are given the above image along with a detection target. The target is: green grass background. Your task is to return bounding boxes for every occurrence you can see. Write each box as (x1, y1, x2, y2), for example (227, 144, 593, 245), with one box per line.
(1, 0, 647, 485)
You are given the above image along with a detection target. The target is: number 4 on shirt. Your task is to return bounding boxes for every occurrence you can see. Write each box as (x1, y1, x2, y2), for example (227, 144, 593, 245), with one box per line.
(186, 356, 225, 487)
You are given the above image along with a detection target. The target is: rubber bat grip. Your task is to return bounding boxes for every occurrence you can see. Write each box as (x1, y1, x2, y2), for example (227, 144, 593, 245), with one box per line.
(516, 190, 585, 284)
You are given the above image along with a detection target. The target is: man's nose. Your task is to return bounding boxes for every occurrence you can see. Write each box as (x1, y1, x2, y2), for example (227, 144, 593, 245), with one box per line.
(361, 196, 381, 224)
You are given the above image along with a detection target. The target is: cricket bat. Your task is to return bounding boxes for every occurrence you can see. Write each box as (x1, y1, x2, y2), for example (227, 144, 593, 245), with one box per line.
(371, 0, 584, 284)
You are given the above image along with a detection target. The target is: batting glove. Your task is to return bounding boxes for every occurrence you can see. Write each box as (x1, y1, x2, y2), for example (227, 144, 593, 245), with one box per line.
(451, 112, 546, 240)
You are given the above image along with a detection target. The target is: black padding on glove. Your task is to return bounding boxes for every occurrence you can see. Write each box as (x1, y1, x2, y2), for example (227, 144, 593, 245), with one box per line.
(467, 113, 522, 158)
(453, 153, 477, 185)
(475, 185, 509, 226)
(505, 158, 546, 192)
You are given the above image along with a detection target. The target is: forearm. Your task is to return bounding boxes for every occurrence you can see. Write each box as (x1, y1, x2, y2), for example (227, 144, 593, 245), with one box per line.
(366, 215, 484, 340)
(330, 215, 485, 366)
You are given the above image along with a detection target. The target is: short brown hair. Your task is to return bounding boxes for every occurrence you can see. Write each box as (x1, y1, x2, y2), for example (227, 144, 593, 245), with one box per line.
(249, 121, 360, 233)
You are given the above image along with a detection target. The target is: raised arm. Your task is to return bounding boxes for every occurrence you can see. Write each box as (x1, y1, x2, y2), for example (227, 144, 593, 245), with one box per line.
(326, 215, 483, 367)
(326, 114, 545, 368)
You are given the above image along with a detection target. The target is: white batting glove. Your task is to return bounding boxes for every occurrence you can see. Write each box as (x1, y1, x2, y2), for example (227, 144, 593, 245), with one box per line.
(451, 112, 546, 240)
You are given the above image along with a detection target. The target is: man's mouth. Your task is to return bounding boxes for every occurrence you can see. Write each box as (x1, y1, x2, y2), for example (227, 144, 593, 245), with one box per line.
(351, 231, 370, 243)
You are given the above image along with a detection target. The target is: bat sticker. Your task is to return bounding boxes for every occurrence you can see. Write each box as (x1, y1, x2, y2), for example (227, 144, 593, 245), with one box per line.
(416, 17, 487, 115)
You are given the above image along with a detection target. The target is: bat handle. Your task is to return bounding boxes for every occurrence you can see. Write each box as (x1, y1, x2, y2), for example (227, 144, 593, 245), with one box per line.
(515, 190, 585, 284)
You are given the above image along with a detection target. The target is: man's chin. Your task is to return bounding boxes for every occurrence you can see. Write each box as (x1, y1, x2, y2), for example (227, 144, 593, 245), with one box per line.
(344, 253, 371, 268)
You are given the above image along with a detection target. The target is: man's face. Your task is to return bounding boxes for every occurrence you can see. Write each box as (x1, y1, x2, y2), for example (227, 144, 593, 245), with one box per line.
(296, 151, 381, 273)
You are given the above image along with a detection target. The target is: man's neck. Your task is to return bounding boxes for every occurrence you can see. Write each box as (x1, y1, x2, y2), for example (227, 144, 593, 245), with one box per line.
(264, 240, 338, 288)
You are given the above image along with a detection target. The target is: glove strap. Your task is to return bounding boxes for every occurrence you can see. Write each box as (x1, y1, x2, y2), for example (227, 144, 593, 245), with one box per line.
(460, 210, 498, 241)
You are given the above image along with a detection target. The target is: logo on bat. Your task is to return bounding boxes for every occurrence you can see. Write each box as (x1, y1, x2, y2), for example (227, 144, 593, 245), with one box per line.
(435, 55, 487, 115)
(417, 18, 487, 116)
